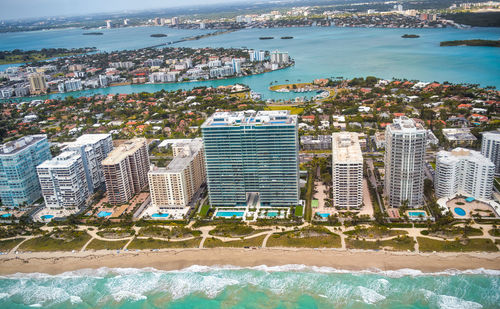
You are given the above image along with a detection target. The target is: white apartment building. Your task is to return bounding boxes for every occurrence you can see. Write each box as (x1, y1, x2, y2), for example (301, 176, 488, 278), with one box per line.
(332, 133, 363, 209)
(435, 148, 494, 200)
(37, 151, 89, 209)
(270, 50, 290, 64)
(384, 117, 427, 208)
(481, 131, 500, 176)
(66, 134, 113, 193)
(148, 139, 206, 210)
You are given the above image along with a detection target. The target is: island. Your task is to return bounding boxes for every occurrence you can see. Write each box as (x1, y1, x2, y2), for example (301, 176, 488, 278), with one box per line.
(0, 47, 98, 65)
(82, 32, 103, 36)
(440, 39, 500, 47)
(402, 34, 420, 38)
(259, 37, 274, 40)
(281, 36, 294, 39)
(150, 34, 168, 38)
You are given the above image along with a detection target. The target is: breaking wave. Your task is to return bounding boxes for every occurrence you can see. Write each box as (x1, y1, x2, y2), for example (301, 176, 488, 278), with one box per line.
(0, 265, 498, 308)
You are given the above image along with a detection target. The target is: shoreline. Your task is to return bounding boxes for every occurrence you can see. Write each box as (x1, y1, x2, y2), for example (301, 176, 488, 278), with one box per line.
(1, 248, 499, 275)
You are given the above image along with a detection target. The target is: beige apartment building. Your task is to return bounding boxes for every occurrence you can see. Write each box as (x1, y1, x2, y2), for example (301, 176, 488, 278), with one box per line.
(148, 139, 206, 210)
(102, 138, 149, 205)
(28, 73, 47, 94)
(332, 132, 363, 209)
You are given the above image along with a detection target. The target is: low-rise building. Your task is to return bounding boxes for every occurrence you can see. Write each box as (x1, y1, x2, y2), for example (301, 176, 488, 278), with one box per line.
(442, 128, 477, 147)
(301, 135, 332, 150)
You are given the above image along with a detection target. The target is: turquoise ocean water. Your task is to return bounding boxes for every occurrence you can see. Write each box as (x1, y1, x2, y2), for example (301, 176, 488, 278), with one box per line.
(1, 26, 499, 100)
(0, 265, 498, 308)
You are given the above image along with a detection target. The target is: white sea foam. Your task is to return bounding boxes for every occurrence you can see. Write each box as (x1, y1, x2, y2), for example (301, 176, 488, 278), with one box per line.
(357, 286, 386, 304)
(2, 265, 499, 279)
(111, 291, 147, 302)
(437, 295, 483, 309)
(69, 295, 82, 304)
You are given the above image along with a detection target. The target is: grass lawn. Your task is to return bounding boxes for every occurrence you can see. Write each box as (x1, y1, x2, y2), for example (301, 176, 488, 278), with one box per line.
(128, 237, 201, 249)
(203, 235, 267, 248)
(209, 224, 256, 237)
(85, 239, 129, 251)
(346, 236, 415, 251)
(423, 226, 484, 238)
(139, 226, 201, 238)
(267, 227, 341, 248)
(264, 105, 304, 115)
(417, 237, 498, 252)
(0, 238, 24, 252)
(199, 204, 210, 217)
(269, 82, 313, 92)
(344, 226, 408, 239)
(19, 231, 91, 252)
(294, 205, 304, 217)
(488, 229, 500, 237)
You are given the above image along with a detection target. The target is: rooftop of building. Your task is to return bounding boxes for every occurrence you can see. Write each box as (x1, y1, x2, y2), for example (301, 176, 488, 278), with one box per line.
(69, 134, 111, 146)
(102, 138, 146, 165)
(437, 147, 494, 166)
(301, 135, 332, 143)
(158, 138, 192, 149)
(442, 128, 477, 141)
(37, 151, 80, 169)
(482, 130, 500, 140)
(150, 139, 203, 173)
(201, 110, 296, 128)
(332, 132, 363, 163)
(0, 135, 47, 156)
(387, 117, 425, 132)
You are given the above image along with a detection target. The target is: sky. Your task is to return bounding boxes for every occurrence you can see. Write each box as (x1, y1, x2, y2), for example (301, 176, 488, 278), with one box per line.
(0, 0, 257, 20)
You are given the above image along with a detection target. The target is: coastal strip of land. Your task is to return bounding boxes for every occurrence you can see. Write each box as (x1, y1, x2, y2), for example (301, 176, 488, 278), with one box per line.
(1, 249, 499, 275)
(440, 39, 500, 47)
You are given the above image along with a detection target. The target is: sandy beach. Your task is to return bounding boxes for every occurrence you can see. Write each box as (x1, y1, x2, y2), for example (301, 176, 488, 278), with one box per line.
(1, 248, 499, 275)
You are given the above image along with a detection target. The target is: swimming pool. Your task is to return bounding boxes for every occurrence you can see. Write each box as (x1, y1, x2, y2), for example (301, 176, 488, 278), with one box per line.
(41, 215, 54, 220)
(215, 211, 244, 218)
(152, 213, 169, 218)
(454, 207, 466, 216)
(97, 211, 112, 217)
(0, 213, 12, 218)
(408, 211, 426, 218)
(316, 213, 329, 218)
(266, 211, 279, 217)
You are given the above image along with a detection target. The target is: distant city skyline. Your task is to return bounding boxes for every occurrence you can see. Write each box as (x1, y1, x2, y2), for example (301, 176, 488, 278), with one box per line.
(0, 0, 257, 20)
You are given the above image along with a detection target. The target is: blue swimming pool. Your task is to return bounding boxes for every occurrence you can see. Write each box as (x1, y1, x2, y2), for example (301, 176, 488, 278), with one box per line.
(266, 211, 279, 217)
(216, 211, 244, 218)
(97, 211, 112, 217)
(316, 213, 329, 218)
(152, 213, 169, 218)
(41, 215, 54, 220)
(1, 213, 12, 218)
(454, 207, 466, 216)
(408, 211, 426, 217)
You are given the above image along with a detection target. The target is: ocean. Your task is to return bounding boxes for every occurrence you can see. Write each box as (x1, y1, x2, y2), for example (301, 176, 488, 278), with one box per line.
(1, 26, 499, 101)
(0, 265, 498, 308)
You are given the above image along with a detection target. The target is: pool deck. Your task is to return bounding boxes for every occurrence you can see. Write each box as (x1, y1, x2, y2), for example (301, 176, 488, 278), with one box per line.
(446, 197, 500, 219)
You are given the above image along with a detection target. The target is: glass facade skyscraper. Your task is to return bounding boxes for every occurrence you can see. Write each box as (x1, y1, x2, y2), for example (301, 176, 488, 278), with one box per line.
(201, 110, 299, 207)
(0, 135, 52, 207)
